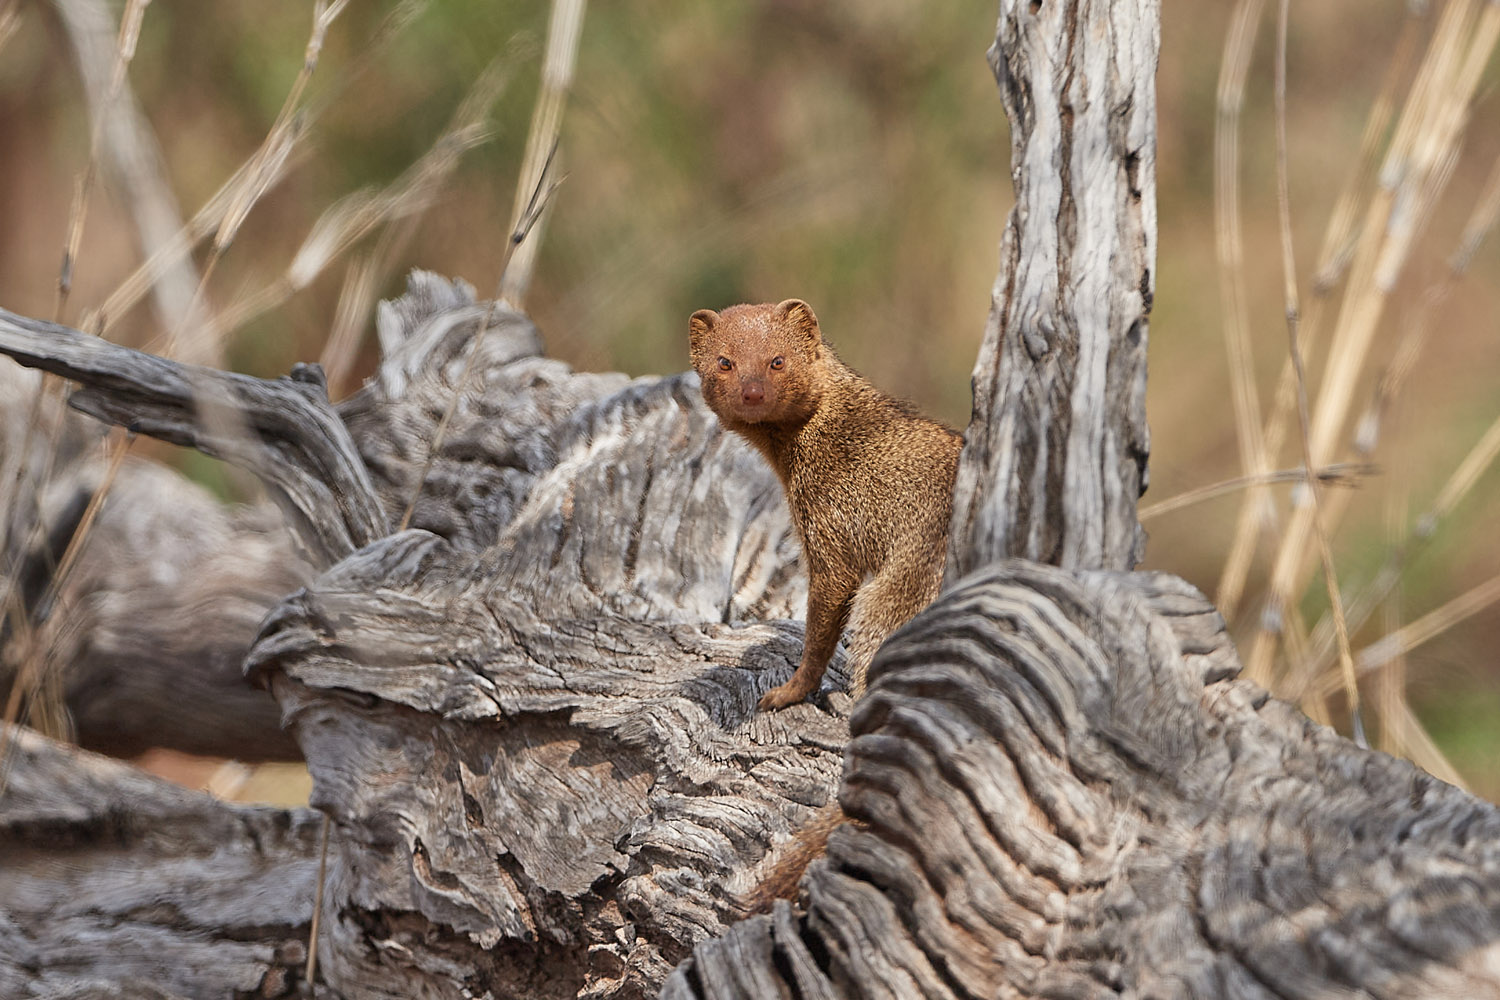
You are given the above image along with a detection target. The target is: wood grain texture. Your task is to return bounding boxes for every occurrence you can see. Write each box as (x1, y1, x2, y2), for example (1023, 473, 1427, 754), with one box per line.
(0, 0, 1495, 986)
(243, 308, 856, 995)
(0, 724, 323, 999)
(0, 305, 386, 566)
(947, 0, 1157, 578)
(0, 362, 309, 759)
(668, 563, 1500, 999)
(0, 267, 1496, 996)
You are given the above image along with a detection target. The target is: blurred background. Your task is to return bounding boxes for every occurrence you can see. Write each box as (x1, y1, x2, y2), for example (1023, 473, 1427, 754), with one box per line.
(0, 0, 1496, 797)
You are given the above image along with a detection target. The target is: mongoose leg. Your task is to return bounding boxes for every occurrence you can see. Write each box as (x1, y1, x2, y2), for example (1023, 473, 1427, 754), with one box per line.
(845, 543, 945, 697)
(759, 570, 854, 710)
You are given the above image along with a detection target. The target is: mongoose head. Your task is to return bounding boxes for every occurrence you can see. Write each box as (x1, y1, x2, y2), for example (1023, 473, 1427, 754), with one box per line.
(689, 299, 824, 426)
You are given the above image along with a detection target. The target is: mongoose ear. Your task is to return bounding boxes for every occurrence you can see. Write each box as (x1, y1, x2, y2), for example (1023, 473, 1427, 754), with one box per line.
(688, 309, 719, 353)
(777, 299, 821, 343)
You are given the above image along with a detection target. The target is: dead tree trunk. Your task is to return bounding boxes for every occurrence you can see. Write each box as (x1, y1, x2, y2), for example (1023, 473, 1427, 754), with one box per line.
(1, 3, 1499, 1000)
(947, 0, 1155, 578)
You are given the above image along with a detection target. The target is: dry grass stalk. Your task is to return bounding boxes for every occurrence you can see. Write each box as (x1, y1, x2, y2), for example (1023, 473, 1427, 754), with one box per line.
(85, 2, 431, 340)
(499, 0, 587, 308)
(1271, 0, 1362, 742)
(1299, 406, 1500, 690)
(2, 0, 358, 764)
(205, 58, 513, 344)
(1, 0, 154, 751)
(1138, 462, 1371, 521)
(1380, 695, 1469, 791)
(398, 142, 564, 531)
(1216, 3, 1427, 622)
(0, 1, 20, 53)
(1245, 0, 1500, 685)
(165, 0, 350, 368)
(1210, 0, 1271, 624)
(305, 814, 332, 990)
(1296, 148, 1500, 682)
(0, 425, 133, 782)
(320, 250, 386, 399)
(82, 130, 309, 340)
(53, 0, 151, 323)
(1375, 486, 1417, 760)
(1348, 572, 1500, 682)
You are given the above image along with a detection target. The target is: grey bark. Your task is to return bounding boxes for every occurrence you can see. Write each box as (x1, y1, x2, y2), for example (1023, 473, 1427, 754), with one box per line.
(0, 362, 309, 760)
(0, 723, 324, 999)
(946, 0, 1156, 578)
(0, 272, 843, 998)
(0, 3, 1497, 1000)
(666, 563, 1500, 999)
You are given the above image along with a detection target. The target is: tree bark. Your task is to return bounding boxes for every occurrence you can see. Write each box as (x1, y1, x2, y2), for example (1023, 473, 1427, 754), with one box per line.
(666, 564, 1500, 999)
(0, 362, 309, 760)
(0, 723, 324, 999)
(1, 3, 1498, 1000)
(947, 0, 1156, 579)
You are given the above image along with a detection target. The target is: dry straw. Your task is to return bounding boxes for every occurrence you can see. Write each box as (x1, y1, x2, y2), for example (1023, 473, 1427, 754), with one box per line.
(1272, 0, 1362, 741)
(1211, 0, 1271, 623)
(1249, 0, 1500, 691)
(1197, 0, 1500, 774)
(1216, 2, 1427, 621)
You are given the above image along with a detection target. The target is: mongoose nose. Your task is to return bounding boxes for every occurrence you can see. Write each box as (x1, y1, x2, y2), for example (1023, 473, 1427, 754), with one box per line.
(742, 383, 765, 405)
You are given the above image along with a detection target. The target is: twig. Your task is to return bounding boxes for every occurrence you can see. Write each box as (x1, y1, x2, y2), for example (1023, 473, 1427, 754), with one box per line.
(1271, 0, 1363, 745)
(304, 813, 332, 995)
(1209, 0, 1270, 624)
(398, 143, 564, 531)
(1139, 463, 1371, 522)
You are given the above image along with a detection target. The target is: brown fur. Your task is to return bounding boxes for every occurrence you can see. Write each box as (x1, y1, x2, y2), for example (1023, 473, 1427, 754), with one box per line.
(689, 299, 962, 710)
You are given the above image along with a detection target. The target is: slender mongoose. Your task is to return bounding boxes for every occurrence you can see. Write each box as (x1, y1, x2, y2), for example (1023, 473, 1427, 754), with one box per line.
(688, 299, 962, 710)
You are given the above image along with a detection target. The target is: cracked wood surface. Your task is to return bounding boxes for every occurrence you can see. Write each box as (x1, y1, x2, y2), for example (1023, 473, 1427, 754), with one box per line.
(0, 271, 1496, 997)
(0, 361, 310, 760)
(666, 563, 1500, 999)
(0, 724, 324, 999)
(1, 0, 1497, 995)
(0, 272, 846, 998)
(947, 0, 1156, 578)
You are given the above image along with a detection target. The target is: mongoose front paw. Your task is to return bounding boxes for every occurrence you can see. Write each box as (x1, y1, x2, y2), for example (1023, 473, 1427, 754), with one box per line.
(758, 679, 816, 711)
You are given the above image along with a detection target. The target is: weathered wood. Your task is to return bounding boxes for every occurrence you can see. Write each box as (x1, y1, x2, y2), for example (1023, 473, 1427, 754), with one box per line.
(947, 0, 1156, 578)
(1, 266, 1498, 996)
(0, 362, 308, 759)
(242, 279, 852, 995)
(0, 273, 603, 760)
(0, 305, 386, 566)
(0, 724, 323, 999)
(0, 273, 841, 997)
(1, 1, 1497, 997)
(667, 562, 1500, 998)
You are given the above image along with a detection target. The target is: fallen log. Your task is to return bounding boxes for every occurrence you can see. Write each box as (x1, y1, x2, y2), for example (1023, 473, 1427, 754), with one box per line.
(0, 723, 323, 999)
(1, 0, 1498, 996)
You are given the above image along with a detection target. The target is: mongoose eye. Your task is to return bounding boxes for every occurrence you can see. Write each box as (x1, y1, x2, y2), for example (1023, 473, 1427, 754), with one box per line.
(770, 356, 785, 371)
(718, 357, 733, 372)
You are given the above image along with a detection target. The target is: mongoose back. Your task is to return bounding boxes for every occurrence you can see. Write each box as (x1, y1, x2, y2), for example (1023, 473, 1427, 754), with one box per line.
(689, 299, 962, 710)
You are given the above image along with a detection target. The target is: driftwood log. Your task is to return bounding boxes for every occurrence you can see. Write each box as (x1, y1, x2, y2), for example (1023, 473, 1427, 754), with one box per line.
(2, 2, 1500, 1000)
